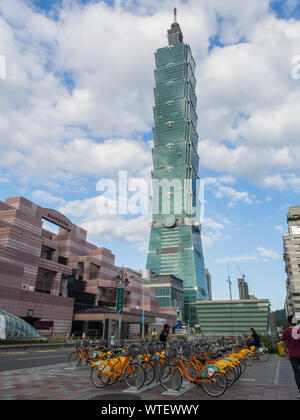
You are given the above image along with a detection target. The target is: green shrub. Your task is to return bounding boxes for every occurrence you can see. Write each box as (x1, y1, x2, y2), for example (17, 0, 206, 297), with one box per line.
(260, 335, 277, 354)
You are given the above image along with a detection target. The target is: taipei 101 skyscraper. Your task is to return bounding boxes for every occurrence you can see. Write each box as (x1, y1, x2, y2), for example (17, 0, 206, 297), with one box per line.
(146, 10, 209, 326)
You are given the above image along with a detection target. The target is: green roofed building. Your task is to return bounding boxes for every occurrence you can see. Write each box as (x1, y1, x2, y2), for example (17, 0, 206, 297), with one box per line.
(146, 10, 209, 327)
(195, 299, 275, 336)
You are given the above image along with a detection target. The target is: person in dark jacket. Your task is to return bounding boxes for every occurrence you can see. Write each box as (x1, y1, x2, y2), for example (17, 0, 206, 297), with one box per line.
(246, 328, 262, 350)
(159, 324, 170, 349)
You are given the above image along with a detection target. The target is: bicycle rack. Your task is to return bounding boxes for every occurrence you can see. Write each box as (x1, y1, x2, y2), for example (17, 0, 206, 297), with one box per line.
(161, 381, 195, 397)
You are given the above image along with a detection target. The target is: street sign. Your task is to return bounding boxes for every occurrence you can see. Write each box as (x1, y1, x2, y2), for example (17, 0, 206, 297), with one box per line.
(116, 288, 124, 314)
(175, 321, 182, 330)
(140, 313, 146, 324)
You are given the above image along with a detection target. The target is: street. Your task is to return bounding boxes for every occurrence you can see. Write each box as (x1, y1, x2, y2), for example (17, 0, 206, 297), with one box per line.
(0, 348, 73, 372)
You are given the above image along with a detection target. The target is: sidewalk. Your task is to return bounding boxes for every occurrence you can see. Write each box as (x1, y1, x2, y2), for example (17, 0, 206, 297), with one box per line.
(0, 355, 298, 400)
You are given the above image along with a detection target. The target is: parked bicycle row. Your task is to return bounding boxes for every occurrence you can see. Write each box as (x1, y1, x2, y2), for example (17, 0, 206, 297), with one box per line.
(67, 336, 270, 397)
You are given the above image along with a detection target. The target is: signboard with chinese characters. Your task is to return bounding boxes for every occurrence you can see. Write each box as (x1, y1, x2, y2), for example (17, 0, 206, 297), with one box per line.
(116, 288, 124, 314)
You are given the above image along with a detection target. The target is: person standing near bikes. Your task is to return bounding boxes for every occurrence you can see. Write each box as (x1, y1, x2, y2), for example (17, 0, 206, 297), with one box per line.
(246, 328, 262, 350)
(281, 315, 300, 399)
(159, 324, 171, 349)
(152, 328, 158, 340)
(109, 329, 115, 349)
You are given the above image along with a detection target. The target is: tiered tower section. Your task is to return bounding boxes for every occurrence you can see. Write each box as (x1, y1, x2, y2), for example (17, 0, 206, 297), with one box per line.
(146, 13, 209, 326)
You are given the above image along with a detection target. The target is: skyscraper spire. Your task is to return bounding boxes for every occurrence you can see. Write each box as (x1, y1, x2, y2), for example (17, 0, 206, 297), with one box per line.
(168, 8, 183, 45)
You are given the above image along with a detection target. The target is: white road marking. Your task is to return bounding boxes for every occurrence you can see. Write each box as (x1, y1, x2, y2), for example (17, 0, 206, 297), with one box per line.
(18, 355, 66, 361)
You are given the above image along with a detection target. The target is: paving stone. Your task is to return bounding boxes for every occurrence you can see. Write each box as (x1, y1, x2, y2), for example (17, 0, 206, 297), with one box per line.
(0, 355, 299, 400)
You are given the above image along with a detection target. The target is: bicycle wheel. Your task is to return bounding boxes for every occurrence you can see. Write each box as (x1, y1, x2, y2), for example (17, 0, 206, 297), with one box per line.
(225, 366, 236, 388)
(159, 358, 170, 380)
(183, 360, 197, 384)
(90, 365, 110, 389)
(233, 361, 241, 379)
(142, 361, 155, 386)
(160, 363, 182, 392)
(153, 359, 162, 382)
(239, 358, 247, 374)
(201, 371, 227, 397)
(124, 363, 145, 389)
(258, 350, 270, 362)
(68, 351, 81, 368)
(245, 353, 254, 367)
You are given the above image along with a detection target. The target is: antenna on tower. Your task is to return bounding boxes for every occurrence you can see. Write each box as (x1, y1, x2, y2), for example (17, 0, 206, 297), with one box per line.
(174, 8, 177, 23)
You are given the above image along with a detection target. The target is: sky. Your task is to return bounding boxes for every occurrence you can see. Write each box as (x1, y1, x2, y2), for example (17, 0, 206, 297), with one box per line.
(1, 0, 300, 311)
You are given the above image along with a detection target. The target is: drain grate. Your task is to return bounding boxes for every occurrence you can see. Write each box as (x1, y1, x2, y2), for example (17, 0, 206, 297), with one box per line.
(89, 394, 141, 401)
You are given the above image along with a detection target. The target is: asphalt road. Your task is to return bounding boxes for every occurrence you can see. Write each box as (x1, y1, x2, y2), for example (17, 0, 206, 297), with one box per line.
(0, 348, 73, 372)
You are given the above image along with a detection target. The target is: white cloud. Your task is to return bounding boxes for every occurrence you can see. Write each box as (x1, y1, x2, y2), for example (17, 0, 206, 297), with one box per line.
(216, 255, 257, 263)
(31, 190, 65, 205)
(203, 217, 225, 231)
(274, 225, 285, 233)
(201, 215, 230, 250)
(216, 245, 281, 263)
(1, 0, 300, 196)
(204, 176, 253, 206)
(214, 186, 253, 207)
(196, 15, 300, 189)
(262, 173, 300, 192)
(257, 246, 280, 259)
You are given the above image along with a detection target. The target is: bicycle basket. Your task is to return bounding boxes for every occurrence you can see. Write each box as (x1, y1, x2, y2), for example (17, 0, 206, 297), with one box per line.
(139, 344, 148, 355)
(127, 345, 139, 358)
(183, 345, 191, 359)
(148, 344, 156, 356)
(168, 346, 177, 359)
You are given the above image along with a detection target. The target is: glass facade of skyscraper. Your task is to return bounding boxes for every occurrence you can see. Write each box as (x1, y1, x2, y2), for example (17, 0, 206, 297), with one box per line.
(146, 15, 209, 326)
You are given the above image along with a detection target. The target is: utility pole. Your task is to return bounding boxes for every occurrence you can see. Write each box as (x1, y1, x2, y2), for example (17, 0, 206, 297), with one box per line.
(226, 264, 232, 300)
(226, 264, 234, 336)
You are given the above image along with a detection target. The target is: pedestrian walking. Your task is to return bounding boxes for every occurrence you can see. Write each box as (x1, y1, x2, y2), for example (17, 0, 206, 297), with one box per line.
(281, 315, 300, 399)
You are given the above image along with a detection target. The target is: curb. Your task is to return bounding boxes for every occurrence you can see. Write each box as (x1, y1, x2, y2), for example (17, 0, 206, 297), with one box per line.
(0, 342, 76, 353)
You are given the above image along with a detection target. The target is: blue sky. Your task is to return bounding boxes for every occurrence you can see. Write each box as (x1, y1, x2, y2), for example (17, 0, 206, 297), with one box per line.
(1, 0, 300, 311)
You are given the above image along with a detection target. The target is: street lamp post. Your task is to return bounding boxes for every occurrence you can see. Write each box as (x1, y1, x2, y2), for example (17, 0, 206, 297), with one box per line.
(142, 277, 145, 339)
(140, 269, 150, 339)
(115, 267, 128, 346)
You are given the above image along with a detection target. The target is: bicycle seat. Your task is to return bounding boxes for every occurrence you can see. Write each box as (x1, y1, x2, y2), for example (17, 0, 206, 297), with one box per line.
(210, 352, 219, 359)
(112, 347, 123, 353)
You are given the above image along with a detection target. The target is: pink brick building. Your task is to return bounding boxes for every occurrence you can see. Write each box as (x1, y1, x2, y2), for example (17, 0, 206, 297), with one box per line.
(0, 196, 177, 339)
